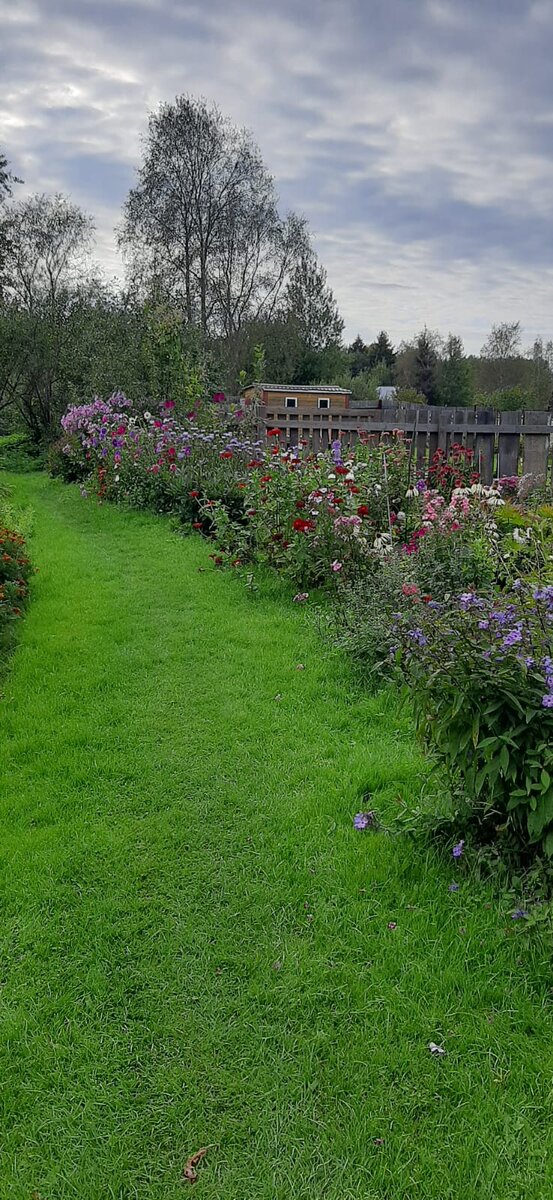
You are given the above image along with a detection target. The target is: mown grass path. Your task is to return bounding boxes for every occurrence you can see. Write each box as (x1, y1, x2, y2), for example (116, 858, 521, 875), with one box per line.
(1, 474, 552, 1199)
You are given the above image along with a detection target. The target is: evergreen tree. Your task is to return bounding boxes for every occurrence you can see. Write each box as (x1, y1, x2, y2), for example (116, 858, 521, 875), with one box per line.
(347, 334, 372, 377)
(439, 334, 473, 407)
(414, 327, 439, 405)
(372, 330, 395, 369)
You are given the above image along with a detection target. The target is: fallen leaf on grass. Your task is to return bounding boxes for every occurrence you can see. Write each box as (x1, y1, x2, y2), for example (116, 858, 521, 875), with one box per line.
(183, 1146, 216, 1183)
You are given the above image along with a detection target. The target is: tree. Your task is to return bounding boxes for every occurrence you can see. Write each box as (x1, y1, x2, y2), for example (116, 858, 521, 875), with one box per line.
(480, 321, 522, 391)
(371, 330, 395, 370)
(121, 95, 307, 338)
(439, 334, 473, 407)
(0, 150, 22, 294)
(414, 327, 439, 405)
(1, 193, 95, 438)
(347, 335, 373, 377)
(284, 248, 344, 352)
(527, 338, 552, 410)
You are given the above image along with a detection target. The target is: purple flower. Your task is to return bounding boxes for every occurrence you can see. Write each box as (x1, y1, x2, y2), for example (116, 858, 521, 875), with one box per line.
(448, 882, 460, 892)
(459, 592, 485, 610)
(511, 909, 528, 920)
(408, 628, 427, 647)
(416, 479, 427, 493)
(353, 811, 378, 830)
(452, 840, 465, 859)
(542, 695, 553, 708)
(503, 628, 523, 647)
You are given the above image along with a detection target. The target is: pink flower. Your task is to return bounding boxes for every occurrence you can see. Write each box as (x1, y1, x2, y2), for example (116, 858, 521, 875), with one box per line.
(331, 560, 343, 572)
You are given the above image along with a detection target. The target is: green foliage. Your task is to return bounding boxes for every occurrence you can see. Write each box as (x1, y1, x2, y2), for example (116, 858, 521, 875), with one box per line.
(438, 335, 474, 407)
(476, 386, 535, 412)
(398, 584, 553, 861)
(394, 387, 427, 406)
(414, 328, 439, 404)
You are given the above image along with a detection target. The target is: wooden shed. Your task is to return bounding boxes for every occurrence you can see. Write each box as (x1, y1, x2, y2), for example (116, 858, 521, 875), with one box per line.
(240, 383, 352, 411)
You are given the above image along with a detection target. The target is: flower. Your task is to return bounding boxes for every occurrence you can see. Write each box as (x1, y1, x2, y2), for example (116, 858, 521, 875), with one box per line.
(293, 592, 309, 603)
(357, 504, 370, 517)
(267, 428, 280, 437)
(387, 921, 397, 930)
(448, 882, 460, 892)
(163, 399, 175, 409)
(331, 560, 343, 572)
(452, 840, 465, 859)
(353, 811, 378, 830)
(511, 908, 529, 920)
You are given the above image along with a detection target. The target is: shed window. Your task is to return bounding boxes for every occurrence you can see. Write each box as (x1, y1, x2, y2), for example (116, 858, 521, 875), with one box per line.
(318, 397, 330, 410)
(285, 396, 298, 409)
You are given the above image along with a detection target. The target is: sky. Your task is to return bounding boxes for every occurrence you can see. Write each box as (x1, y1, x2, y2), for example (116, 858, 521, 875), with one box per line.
(1, 0, 553, 352)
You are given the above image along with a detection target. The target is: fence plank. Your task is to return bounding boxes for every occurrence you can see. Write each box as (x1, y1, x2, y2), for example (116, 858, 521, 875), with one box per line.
(498, 410, 521, 478)
(522, 411, 551, 481)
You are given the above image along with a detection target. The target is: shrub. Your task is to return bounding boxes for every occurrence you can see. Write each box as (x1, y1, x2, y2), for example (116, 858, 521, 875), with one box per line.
(397, 582, 553, 860)
(0, 521, 32, 661)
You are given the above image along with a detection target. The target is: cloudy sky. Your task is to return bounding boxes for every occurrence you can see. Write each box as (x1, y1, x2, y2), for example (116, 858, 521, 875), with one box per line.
(2, 0, 553, 351)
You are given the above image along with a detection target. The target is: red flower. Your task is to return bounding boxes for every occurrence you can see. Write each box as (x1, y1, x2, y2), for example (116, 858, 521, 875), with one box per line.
(260, 475, 272, 483)
(167, 446, 176, 458)
(115, 424, 126, 434)
(422, 594, 433, 603)
(293, 518, 315, 532)
(220, 450, 233, 459)
(189, 490, 199, 498)
(349, 485, 360, 494)
(357, 504, 370, 517)
(192, 521, 202, 529)
(164, 400, 175, 409)
(267, 428, 280, 437)
(212, 393, 226, 403)
(335, 465, 349, 475)
(247, 459, 263, 468)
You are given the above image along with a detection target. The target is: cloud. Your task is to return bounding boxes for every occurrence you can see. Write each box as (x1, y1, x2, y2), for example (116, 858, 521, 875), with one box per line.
(1, 0, 553, 349)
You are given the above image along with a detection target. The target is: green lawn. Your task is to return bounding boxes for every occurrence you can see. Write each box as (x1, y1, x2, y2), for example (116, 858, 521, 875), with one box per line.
(0, 473, 552, 1200)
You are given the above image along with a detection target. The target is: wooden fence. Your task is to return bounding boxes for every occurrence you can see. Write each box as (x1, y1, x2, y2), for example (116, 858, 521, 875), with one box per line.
(254, 403, 553, 485)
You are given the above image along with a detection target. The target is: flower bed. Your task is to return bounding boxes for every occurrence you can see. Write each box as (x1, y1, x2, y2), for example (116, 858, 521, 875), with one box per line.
(54, 393, 553, 864)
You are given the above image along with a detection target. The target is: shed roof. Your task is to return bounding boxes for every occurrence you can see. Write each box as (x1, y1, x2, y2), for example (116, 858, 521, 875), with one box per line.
(241, 383, 352, 396)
